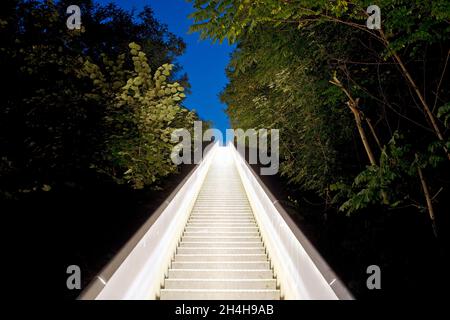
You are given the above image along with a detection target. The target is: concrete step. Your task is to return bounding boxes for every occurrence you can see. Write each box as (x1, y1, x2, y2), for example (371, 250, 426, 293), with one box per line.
(197, 188, 244, 190)
(191, 212, 253, 215)
(189, 217, 254, 220)
(183, 232, 260, 237)
(185, 226, 258, 230)
(160, 289, 280, 300)
(195, 201, 249, 204)
(195, 200, 250, 203)
(190, 214, 254, 217)
(194, 205, 249, 207)
(181, 236, 261, 242)
(185, 226, 259, 233)
(196, 192, 247, 194)
(191, 210, 253, 213)
(194, 203, 250, 206)
(188, 219, 255, 223)
(168, 269, 274, 279)
(179, 242, 264, 248)
(188, 221, 256, 224)
(195, 200, 249, 203)
(173, 254, 267, 262)
(185, 225, 258, 230)
(186, 222, 257, 226)
(171, 261, 270, 270)
(189, 216, 254, 220)
(198, 192, 246, 194)
(193, 208, 252, 211)
(193, 201, 250, 203)
(163, 279, 276, 290)
(187, 221, 257, 224)
(192, 211, 253, 216)
(177, 247, 266, 255)
(198, 197, 248, 199)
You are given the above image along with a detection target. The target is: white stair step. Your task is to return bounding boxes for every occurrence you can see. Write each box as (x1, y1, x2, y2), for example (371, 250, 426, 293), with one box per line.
(185, 226, 258, 231)
(177, 247, 265, 254)
(168, 269, 274, 279)
(188, 217, 255, 221)
(186, 222, 257, 226)
(191, 209, 253, 213)
(189, 219, 255, 223)
(195, 196, 248, 198)
(189, 216, 254, 220)
(181, 236, 261, 242)
(197, 202, 248, 204)
(185, 226, 258, 230)
(185, 227, 259, 232)
(195, 200, 250, 203)
(191, 212, 253, 215)
(160, 289, 280, 300)
(179, 242, 263, 248)
(188, 221, 256, 225)
(183, 232, 260, 237)
(195, 201, 248, 204)
(194, 206, 250, 208)
(197, 192, 246, 194)
(185, 225, 258, 229)
(190, 214, 253, 217)
(197, 192, 247, 194)
(187, 221, 257, 224)
(163, 279, 276, 290)
(174, 254, 267, 262)
(190, 214, 254, 217)
(193, 208, 252, 211)
(171, 261, 270, 270)
(190, 212, 253, 215)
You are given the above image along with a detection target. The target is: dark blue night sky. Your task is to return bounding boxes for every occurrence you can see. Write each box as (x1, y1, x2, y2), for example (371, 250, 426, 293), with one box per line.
(95, 0, 234, 135)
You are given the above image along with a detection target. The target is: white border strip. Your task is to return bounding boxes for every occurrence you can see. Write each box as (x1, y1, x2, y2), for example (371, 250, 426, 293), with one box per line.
(230, 144, 340, 300)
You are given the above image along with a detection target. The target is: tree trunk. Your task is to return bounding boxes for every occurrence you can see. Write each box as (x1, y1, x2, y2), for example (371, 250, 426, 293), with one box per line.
(330, 77, 377, 165)
(349, 101, 377, 166)
(330, 76, 389, 204)
(365, 117, 383, 151)
(379, 30, 450, 161)
(416, 154, 438, 237)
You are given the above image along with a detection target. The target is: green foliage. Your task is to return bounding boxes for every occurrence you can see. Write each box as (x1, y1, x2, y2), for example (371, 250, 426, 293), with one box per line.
(426, 103, 450, 169)
(0, 1, 197, 197)
(77, 43, 196, 189)
(437, 103, 450, 129)
(192, 0, 449, 217)
(331, 132, 414, 214)
(189, 0, 450, 58)
(221, 23, 356, 195)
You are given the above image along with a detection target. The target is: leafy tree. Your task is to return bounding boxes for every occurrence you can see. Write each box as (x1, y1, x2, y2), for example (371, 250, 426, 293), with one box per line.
(0, 0, 197, 198)
(190, 0, 449, 232)
(77, 42, 195, 189)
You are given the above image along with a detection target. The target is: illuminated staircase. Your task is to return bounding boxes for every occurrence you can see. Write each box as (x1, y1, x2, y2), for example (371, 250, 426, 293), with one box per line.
(160, 148, 280, 299)
(80, 144, 352, 300)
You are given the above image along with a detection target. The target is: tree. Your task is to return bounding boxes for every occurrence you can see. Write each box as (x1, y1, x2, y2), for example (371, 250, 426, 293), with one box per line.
(191, 0, 449, 231)
(0, 0, 197, 198)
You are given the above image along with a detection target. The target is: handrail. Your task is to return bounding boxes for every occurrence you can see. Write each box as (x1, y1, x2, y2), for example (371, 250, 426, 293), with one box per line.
(230, 143, 353, 300)
(79, 143, 219, 300)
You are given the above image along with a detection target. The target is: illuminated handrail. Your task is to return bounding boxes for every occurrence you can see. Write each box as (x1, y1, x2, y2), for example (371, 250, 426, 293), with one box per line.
(230, 143, 352, 300)
(80, 143, 219, 300)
